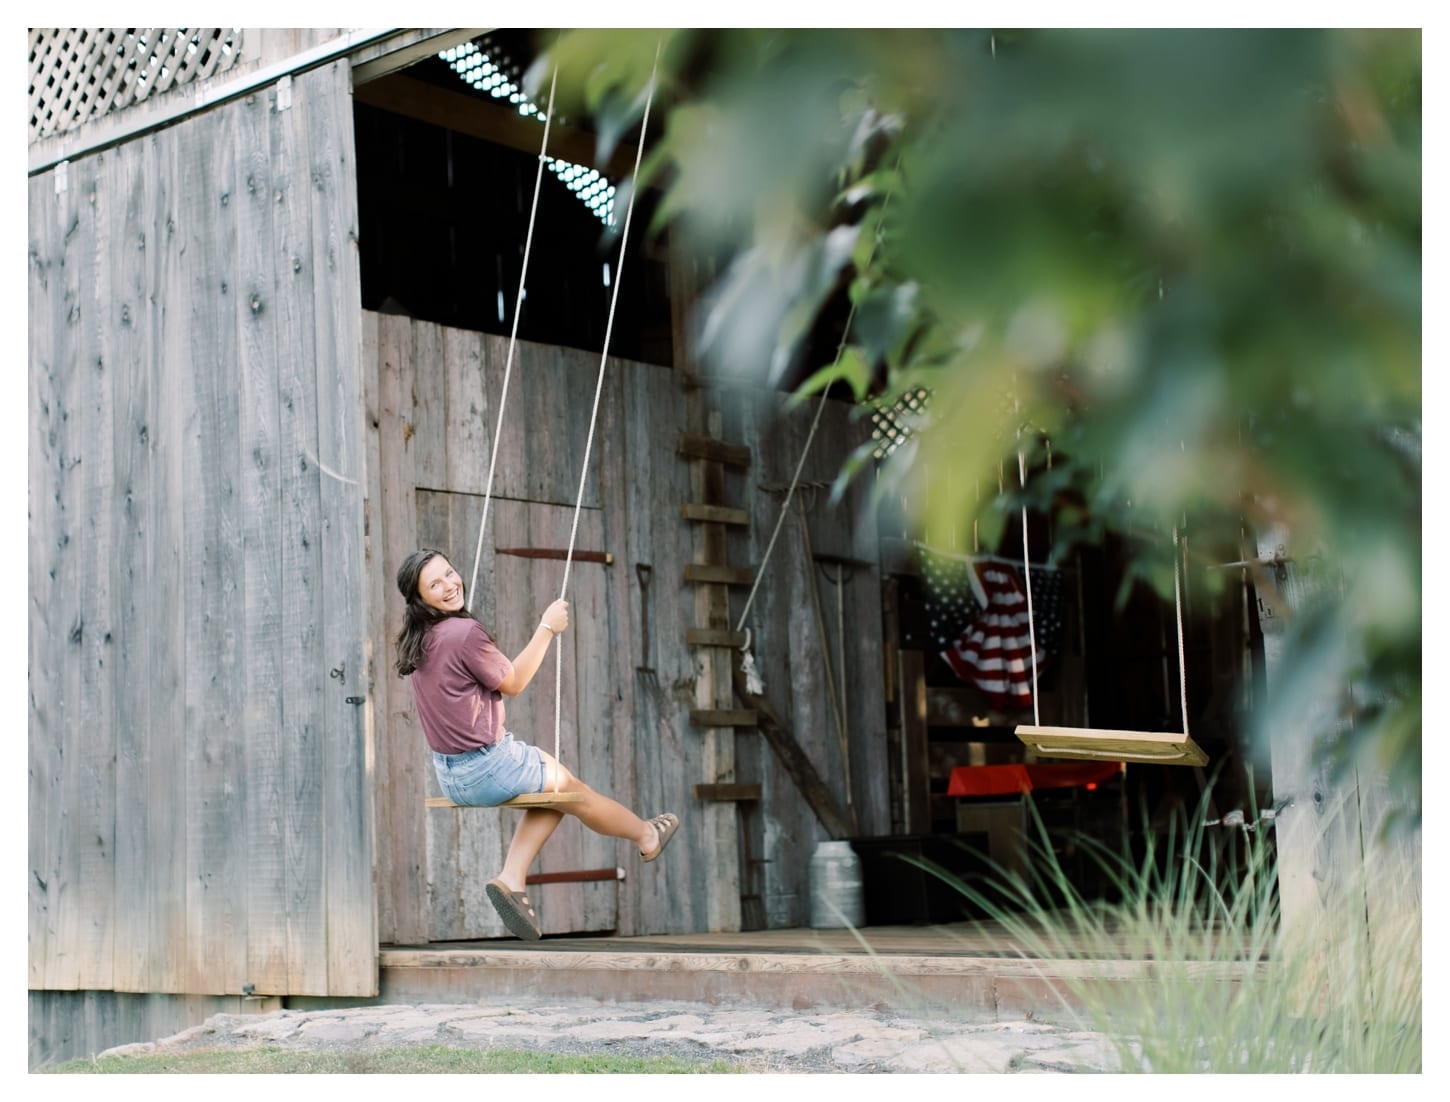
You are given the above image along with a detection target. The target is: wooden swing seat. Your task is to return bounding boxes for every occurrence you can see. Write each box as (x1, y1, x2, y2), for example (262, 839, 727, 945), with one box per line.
(425, 793, 586, 810)
(1015, 725, 1208, 767)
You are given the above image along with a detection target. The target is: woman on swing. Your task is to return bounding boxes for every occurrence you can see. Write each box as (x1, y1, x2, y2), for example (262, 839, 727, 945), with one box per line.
(396, 547, 679, 941)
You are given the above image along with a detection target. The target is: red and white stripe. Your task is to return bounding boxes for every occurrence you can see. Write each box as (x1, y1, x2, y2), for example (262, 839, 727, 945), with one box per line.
(941, 563, 1046, 708)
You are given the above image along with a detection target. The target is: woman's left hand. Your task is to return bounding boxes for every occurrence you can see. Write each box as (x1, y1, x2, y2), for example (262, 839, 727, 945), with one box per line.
(540, 599, 570, 636)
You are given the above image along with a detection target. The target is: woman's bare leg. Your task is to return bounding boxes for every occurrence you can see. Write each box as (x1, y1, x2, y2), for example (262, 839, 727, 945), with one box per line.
(498, 807, 564, 893)
(538, 751, 662, 856)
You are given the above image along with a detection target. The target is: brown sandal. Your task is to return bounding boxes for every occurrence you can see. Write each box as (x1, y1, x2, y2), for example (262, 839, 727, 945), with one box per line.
(486, 878, 542, 940)
(641, 813, 679, 862)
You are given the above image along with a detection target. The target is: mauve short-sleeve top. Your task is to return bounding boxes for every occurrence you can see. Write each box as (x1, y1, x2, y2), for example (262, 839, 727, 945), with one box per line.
(409, 616, 512, 754)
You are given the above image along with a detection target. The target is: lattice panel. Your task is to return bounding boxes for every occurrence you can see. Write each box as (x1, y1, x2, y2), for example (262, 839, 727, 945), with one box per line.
(870, 388, 931, 459)
(30, 28, 243, 143)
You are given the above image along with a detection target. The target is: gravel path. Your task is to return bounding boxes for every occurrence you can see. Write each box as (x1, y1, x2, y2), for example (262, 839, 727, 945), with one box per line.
(98, 997, 1124, 1073)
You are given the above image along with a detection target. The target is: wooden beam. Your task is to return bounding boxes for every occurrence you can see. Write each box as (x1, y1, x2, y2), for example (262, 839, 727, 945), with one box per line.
(684, 563, 756, 586)
(351, 29, 488, 86)
(496, 547, 613, 565)
(693, 784, 762, 802)
(687, 628, 748, 649)
(352, 71, 639, 178)
(690, 709, 759, 728)
(681, 503, 749, 526)
(897, 650, 932, 835)
(732, 660, 856, 840)
(677, 434, 751, 469)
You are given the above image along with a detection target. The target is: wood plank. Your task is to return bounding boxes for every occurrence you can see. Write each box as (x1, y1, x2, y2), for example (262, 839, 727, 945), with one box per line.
(273, 83, 327, 995)
(693, 784, 762, 802)
(443, 319, 489, 498)
(897, 650, 931, 834)
(148, 122, 188, 994)
(306, 58, 376, 995)
(677, 433, 751, 468)
(235, 78, 289, 997)
(45, 149, 92, 990)
(616, 359, 688, 934)
(27, 163, 73, 989)
(690, 710, 759, 728)
(686, 628, 749, 648)
(496, 547, 613, 564)
(681, 503, 749, 526)
(1015, 725, 1207, 767)
(425, 793, 587, 809)
(732, 659, 854, 841)
(359, 309, 392, 944)
(375, 313, 430, 944)
(180, 103, 247, 994)
(77, 146, 118, 993)
(684, 401, 742, 935)
(683, 563, 756, 586)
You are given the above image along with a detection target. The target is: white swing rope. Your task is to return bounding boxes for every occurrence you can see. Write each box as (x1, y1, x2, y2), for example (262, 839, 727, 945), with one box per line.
(549, 40, 664, 789)
(1017, 446, 1191, 737)
(467, 63, 560, 607)
(734, 187, 897, 692)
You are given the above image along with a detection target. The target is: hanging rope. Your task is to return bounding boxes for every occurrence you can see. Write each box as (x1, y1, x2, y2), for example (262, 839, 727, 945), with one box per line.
(734, 180, 898, 693)
(548, 39, 663, 787)
(1017, 450, 1041, 728)
(1017, 450, 1192, 736)
(467, 64, 560, 608)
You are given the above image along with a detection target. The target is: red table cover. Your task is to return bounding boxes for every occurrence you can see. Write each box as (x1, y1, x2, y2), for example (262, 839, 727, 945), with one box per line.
(947, 761, 1122, 798)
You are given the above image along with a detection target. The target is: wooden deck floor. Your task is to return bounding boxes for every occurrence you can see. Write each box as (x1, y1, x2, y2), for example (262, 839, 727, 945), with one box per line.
(370, 922, 1262, 1020)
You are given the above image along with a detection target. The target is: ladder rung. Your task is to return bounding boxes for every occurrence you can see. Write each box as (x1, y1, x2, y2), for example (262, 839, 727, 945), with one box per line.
(686, 628, 749, 648)
(692, 783, 762, 802)
(677, 434, 751, 469)
(681, 503, 749, 526)
(684, 563, 756, 587)
(690, 708, 759, 727)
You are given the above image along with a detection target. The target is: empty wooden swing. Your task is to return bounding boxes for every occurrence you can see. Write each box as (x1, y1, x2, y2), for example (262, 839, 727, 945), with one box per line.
(1010, 451, 1208, 767)
(426, 48, 659, 812)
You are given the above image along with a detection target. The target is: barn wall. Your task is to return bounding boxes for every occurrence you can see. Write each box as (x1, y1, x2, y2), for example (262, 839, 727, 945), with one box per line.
(29, 990, 283, 1070)
(28, 59, 374, 999)
(366, 314, 888, 941)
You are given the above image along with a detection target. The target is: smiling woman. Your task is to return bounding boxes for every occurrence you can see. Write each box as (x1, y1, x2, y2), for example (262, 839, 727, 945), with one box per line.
(393, 548, 679, 940)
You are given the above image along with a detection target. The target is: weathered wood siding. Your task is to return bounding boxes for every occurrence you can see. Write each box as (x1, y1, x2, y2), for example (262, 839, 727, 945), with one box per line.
(721, 391, 892, 927)
(28, 60, 374, 997)
(368, 315, 888, 940)
(29, 990, 283, 1070)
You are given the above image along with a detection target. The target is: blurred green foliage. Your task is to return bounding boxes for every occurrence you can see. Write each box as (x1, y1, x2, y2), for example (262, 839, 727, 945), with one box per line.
(533, 29, 1421, 812)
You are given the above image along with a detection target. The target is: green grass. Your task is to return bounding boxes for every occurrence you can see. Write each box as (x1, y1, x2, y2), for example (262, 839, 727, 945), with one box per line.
(41, 1045, 745, 1074)
(909, 787, 1422, 1074)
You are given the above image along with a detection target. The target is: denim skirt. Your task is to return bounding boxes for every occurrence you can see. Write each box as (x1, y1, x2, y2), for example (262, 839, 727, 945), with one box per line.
(433, 732, 547, 807)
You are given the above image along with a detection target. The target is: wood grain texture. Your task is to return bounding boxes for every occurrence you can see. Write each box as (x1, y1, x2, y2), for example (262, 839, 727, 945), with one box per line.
(1015, 726, 1208, 766)
(273, 79, 328, 996)
(177, 102, 247, 993)
(683, 563, 755, 586)
(306, 59, 376, 996)
(235, 84, 288, 997)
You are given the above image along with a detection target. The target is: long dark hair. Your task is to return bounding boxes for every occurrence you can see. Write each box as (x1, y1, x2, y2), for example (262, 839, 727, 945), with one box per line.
(394, 548, 486, 676)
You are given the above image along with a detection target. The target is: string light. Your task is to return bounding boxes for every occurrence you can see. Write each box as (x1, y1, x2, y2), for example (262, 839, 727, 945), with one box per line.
(440, 40, 616, 224)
